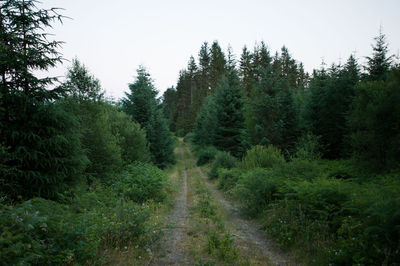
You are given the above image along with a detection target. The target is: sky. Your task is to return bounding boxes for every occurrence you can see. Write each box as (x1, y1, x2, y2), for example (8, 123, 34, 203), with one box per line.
(40, 0, 400, 100)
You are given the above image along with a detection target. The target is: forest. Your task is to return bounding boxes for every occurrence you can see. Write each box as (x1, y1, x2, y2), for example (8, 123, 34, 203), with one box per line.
(1, 0, 399, 265)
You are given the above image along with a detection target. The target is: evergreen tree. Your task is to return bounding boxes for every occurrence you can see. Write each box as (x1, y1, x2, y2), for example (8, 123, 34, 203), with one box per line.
(193, 95, 218, 146)
(302, 56, 360, 159)
(122, 66, 157, 126)
(122, 66, 174, 168)
(198, 42, 211, 97)
(239, 46, 254, 96)
(349, 68, 400, 170)
(365, 29, 393, 81)
(209, 41, 227, 92)
(61, 61, 123, 180)
(0, 0, 87, 200)
(162, 86, 178, 131)
(62, 58, 104, 102)
(213, 69, 245, 157)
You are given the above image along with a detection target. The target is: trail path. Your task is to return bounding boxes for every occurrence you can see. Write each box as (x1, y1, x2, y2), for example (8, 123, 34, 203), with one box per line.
(150, 149, 192, 265)
(195, 164, 294, 265)
(151, 141, 296, 265)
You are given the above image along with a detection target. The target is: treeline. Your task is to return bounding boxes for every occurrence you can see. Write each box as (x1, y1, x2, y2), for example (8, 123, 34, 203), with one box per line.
(0, 1, 173, 264)
(164, 33, 399, 170)
(177, 33, 400, 264)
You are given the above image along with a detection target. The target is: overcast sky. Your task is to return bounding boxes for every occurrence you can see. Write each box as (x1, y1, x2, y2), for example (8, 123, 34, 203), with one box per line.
(41, 0, 400, 100)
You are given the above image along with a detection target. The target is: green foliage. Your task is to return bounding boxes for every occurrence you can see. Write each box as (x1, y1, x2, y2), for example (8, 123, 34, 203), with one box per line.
(193, 95, 218, 146)
(114, 162, 171, 203)
(364, 30, 393, 81)
(0, 97, 87, 200)
(184, 132, 195, 143)
(106, 104, 150, 164)
(217, 168, 243, 191)
(66, 100, 123, 180)
(61, 58, 104, 101)
(206, 231, 238, 263)
(122, 66, 174, 168)
(244, 47, 300, 154)
(349, 68, 400, 170)
(294, 132, 322, 160)
(213, 70, 246, 157)
(239, 145, 285, 170)
(209, 151, 238, 179)
(236, 168, 282, 216)
(196, 146, 218, 166)
(0, 0, 63, 100)
(0, 169, 169, 265)
(301, 56, 359, 159)
(147, 108, 175, 168)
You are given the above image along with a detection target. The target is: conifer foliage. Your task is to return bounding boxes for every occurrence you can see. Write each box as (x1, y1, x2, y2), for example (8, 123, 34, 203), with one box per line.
(122, 66, 174, 168)
(0, 0, 86, 199)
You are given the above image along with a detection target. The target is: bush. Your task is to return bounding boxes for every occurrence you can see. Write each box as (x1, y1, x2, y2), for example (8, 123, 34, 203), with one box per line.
(236, 168, 282, 217)
(0, 184, 154, 265)
(209, 151, 238, 179)
(294, 132, 322, 160)
(106, 105, 150, 164)
(239, 145, 285, 170)
(217, 168, 243, 191)
(196, 146, 218, 166)
(114, 162, 171, 203)
(183, 132, 195, 143)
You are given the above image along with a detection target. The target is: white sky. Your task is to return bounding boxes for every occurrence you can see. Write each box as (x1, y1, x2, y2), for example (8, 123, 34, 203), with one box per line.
(40, 0, 400, 100)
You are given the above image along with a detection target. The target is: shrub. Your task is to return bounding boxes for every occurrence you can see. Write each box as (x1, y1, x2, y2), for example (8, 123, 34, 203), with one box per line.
(239, 145, 285, 170)
(209, 151, 238, 179)
(236, 168, 282, 217)
(106, 105, 150, 164)
(294, 132, 322, 160)
(217, 168, 243, 191)
(183, 132, 195, 143)
(0, 186, 153, 265)
(196, 146, 218, 166)
(114, 162, 171, 203)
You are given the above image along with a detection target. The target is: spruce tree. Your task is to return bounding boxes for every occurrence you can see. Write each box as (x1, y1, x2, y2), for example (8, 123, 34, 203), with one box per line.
(213, 69, 245, 157)
(365, 29, 393, 81)
(239, 46, 254, 96)
(193, 95, 217, 146)
(209, 41, 227, 92)
(122, 66, 174, 168)
(198, 42, 211, 97)
(62, 58, 104, 102)
(0, 0, 87, 200)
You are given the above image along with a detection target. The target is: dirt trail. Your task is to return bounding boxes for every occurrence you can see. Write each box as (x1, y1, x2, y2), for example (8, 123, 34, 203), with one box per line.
(151, 142, 296, 265)
(188, 147, 296, 266)
(150, 166, 192, 265)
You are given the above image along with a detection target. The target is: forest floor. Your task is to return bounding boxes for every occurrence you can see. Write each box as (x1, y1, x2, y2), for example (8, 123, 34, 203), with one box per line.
(148, 140, 296, 265)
